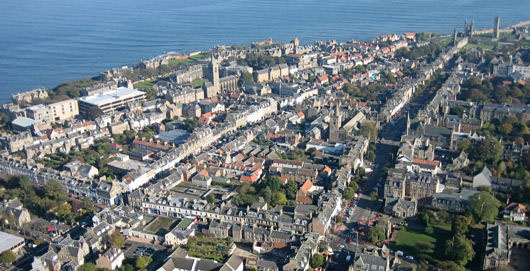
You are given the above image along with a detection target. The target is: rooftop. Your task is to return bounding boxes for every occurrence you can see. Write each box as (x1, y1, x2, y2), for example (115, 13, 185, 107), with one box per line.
(78, 87, 144, 106)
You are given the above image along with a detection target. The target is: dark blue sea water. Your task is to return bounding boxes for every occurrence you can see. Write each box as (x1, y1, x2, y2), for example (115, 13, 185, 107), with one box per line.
(0, 0, 529, 103)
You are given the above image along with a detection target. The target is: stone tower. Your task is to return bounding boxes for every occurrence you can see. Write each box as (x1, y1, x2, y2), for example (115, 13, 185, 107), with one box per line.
(329, 101, 342, 143)
(464, 20, 469, 37)
(453, 29, 458, 46)
(209, 55, 220, 96)
(493, 17, 500, 39)
(470, 20, 474, 36)
(406, 112, 410, 136)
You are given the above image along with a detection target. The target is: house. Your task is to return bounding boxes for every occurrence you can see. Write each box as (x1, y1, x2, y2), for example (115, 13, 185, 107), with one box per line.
(384, 196, 417, 218)
(473, 166, 523, 192)
(503, 203, 526, 222)
(349, 252, 389, 271)
(0, 198, 31, 227)
(220, 255, 244, 271)
(191, 174, 212, 188)
(64, 160, 99, 178)
(164, 218, 196, 246)
(96, 246, 125, 270)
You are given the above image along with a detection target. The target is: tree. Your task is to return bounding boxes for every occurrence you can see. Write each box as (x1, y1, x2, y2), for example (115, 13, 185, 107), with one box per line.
(78, 263, 97, 271)
(285, 181, 298, 200)
(343, 187, 355, 201)
(238, 72, 255, 86)
(360, 123, 377, 142)
(56, 202, 73, 224)
(470, 138, 503, 163)
(82, 197, 96, 213)
(335, 216, 343, 223)
(436, 261, 466, 271)
(365, 150, 376, 162)
(467, 191, 501, 223)
(349, 181, 359, 193)
(424, 226, 434, 235)
(451, 215, 471, 236)
(267, 176, 283, 192)
(206, 194, 215, 204)
(0, 250, 16, 265)
(444, 235, 475, 266)
(457, 138, 471, 152)
(44, 179, 67, 202)
(109, 230, 125, 248)
(370, 191, 378, 201)
(311, 254, 324, 268)
(499, 123, 513, 135)
(366, 226, 385, 244)
(86, 106, 104, 121)
(136, 256, 152, 269)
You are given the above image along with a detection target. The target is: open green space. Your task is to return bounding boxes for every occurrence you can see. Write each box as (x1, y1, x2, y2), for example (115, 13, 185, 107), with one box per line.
(185, 234, 233, 262)
(461, 43, 494, 51)
(389, 226, 451, 263)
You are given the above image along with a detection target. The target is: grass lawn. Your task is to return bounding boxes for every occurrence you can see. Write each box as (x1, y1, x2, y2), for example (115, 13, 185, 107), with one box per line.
(169, 58, 195, 66)
(461, 43, 494, 51)
(389, 226, 450, 263)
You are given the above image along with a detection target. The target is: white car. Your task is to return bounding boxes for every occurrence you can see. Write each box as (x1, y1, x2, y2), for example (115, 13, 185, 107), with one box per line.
(405, 256, 414, 260)
(339, 244, 345, 248)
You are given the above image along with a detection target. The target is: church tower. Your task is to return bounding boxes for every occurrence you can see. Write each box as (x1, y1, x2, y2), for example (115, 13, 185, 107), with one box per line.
(206, 55, 220, 97)
(406, 112, 411, 136)
(329, 101, 342, 143)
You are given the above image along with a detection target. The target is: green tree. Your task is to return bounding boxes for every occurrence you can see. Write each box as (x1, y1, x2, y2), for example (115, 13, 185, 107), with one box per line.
(82, 197, 96, 213)
(343, 187, 355, 201)
(360, 123, 377, 142)
(206, 194, 215, 204)
(424, 226, 434, 235)
(0, 250, 16, 265)
(136, 256, 152, 269)
(470, 138, 503, 163)
(451, 215, 471, 236)
(444, 235, 475, 266)
(365, 150, 376, 162)
(56, 203, 73, 224)
(457, 138, 471, 152)
(285, 181, 298, 200)
(267, 176, 283, 192)
(109, 230, 125, 248)
(238, 72, 255, 86)
(311, 254, 324, 268)
(366, 226, 385, 244)
(435, 261, 466, 271)
(78, 263, 97, 271)
(349, 181, 359, 193)
(370, 191, 378, 201)
(335, 216, 343, 223)
(467, 191, 501, 223)
(44, 179, 67, 202)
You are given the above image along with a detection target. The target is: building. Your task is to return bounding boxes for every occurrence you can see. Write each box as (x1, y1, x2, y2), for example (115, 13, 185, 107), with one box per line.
(78, 87, 146, 115)
(0, 198, 31, 227)
(26, 99, 79, 123)
(503, 203, 526, 222)
(96, 246, 125, 270)
(0, 231, 24, 254)
(482, 222, 530, 270)
(493, 16, 500, 39)
(384, 196, 417, 218)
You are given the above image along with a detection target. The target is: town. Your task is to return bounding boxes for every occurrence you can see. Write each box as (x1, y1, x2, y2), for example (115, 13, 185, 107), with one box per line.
(0, 17, 529, 271)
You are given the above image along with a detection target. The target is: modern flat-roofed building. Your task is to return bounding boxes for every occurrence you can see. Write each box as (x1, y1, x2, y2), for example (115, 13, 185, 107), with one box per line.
(0, 231, 24, 254)
(78, 87, 145, 115)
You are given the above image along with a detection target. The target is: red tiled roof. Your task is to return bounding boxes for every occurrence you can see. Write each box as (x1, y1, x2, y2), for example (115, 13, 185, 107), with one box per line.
(296, 195, 312, 204)
(300, 179, 313, 195)
(412, 158, 441, 167)
(505, 202, 526, 213)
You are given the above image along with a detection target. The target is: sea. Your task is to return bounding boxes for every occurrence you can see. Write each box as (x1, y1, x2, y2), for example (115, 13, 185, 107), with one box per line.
(0, 0, 529, 103)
